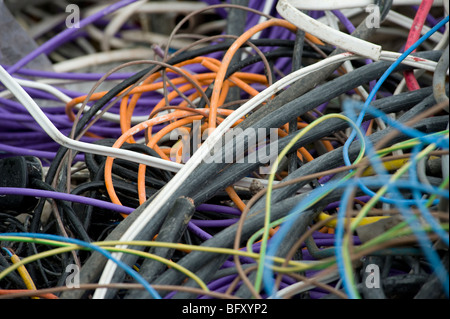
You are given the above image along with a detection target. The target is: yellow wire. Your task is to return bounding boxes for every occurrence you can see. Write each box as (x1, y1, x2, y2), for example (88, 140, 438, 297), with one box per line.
(361, 158, 410, 176)
(0, 244, 209, 292)
(9, 252, 39, 299)
(0, 237, 318, 282)
(316, 212, 389, 228)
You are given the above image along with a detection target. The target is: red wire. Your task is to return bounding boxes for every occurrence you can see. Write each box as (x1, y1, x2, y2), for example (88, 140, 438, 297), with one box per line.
(403, 0, 434, 91)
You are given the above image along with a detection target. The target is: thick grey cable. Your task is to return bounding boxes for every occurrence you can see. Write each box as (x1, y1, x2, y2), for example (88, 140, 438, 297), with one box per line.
(234, 204, 325, 298)
(148, 143, 445, 292)
(433, 45, 449, 112)
(189, 85, 440, 208)
(249, 93, 447, 214)
(124, 197, 195, 299)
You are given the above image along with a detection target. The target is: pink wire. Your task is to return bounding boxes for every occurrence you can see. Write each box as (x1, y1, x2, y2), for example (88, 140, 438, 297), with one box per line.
(403, 0, 434, 91)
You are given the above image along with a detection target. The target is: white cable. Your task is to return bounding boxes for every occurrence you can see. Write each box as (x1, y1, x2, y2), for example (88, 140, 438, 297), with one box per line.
(273, 270, 340, 298)
(100, 1, 208, 51)
(0, 65, 180, 173)
(285, 0, 373, 11)
(1, 77, 152, 124)
(1, 74, 316, 192)
(52, 48, 156, 73)
(385, 11, 443, 43)
(276, 0, 382, 60)
(380, 51, 438, 72)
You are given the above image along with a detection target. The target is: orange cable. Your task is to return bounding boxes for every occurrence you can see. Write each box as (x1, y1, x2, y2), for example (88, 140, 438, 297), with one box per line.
(208, 19, 297, 131)
(225, 186, 247, 212)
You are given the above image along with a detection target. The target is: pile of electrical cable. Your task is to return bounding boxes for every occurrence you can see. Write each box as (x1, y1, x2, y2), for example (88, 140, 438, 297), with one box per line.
(0, 0, 448, 300)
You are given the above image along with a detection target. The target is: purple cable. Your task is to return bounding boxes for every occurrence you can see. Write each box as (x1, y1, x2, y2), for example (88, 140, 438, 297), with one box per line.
(0, 187, 133, 215)
(200, 0, 228, 19)
(190, 218, 240, 228)
(187, 221, 213, 241)
(204, 274, 236, 291)
(7, 0, 140, 74)
(323, 195, 371, 211)
(0, 143, 81, 161)
(196, 203, 242, 216)
(412, 5, 446, 33)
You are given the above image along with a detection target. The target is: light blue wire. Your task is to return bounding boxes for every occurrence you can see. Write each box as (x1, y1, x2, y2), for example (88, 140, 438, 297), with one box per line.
(262, 176, 448, 297)
(337, 105, 449, 298)
(336, 177, 449, 298)
(342, 98, 448, 206)
(1, 247, 14, 258)
(0, 232, 162, 299)
(344, 99, 449, 150)
(342, 15, 450, 168)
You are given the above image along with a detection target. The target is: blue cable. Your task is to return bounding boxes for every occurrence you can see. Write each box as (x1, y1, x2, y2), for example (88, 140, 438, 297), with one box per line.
(1, 247, 13, 258)
(262, 175, 448, 297)
(342, 98, 448, 206)
(343, 99, 449, 150)
(342, 15, 450, 168)
(337, 103, 449, 298)
(0, 232, 162, 299)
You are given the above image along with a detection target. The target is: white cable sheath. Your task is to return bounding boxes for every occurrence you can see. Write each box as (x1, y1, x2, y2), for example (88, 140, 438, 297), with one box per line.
(286, 0, 373, 11)
(276, 0, 382, 60)
(0, 65, 181, 173)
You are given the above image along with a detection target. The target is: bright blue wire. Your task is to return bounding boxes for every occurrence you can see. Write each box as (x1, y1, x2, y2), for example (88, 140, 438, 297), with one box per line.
(262, 176, 448, 297)
(343, 15, 450, 168)
(344, 99, 449, 150)
(1, 247, 13, 258)
(0, 232, 162, 299)
(264, 14, 450, 299)
(342, 98, 448, 206)
(338, 104, 449, 298)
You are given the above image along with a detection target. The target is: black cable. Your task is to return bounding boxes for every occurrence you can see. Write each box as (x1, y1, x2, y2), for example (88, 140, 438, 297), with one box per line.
(149, 180, 384, 290)
(189, 85, 440, 207)
(234, 204, 325, 298)
(30, 179, 91, 243)
(122, 196, 196, 299)
(288, 28, 305, 174)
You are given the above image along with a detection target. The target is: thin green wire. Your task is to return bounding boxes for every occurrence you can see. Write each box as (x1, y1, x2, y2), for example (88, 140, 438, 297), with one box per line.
(426, 175, 449, 208)
(376, 130, 448, 156)
(341, 141, 444, 297)
(254, 113, 366, 293)
(245, 135, 430, 255)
